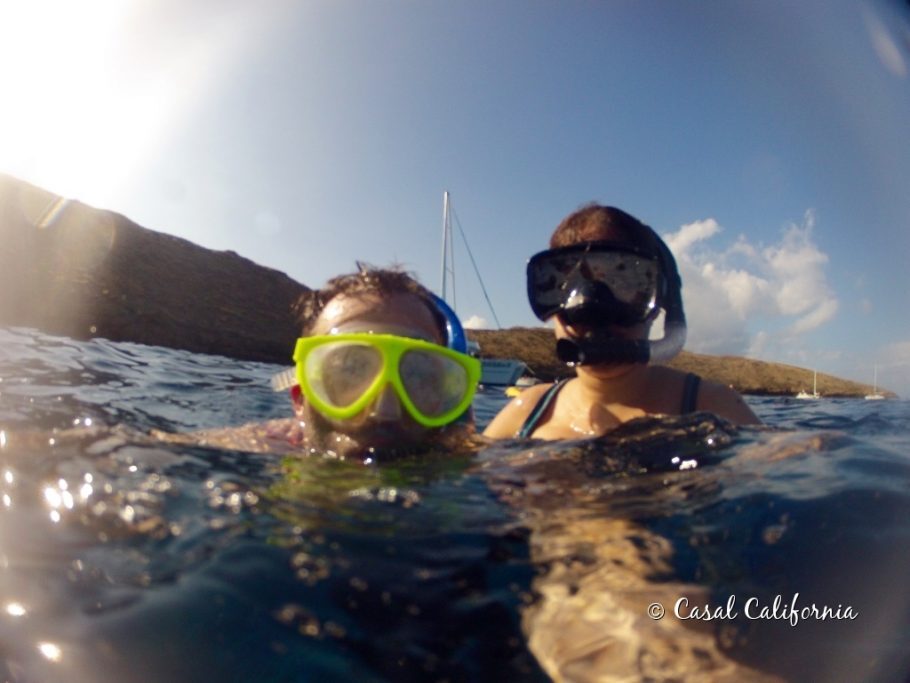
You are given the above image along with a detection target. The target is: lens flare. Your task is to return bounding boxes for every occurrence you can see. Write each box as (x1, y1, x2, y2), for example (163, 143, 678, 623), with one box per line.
(37, 642, 62, 661)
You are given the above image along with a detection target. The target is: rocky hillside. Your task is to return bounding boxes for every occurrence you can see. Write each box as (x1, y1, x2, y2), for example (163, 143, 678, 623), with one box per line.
(468, 327, 896, 399)
(0, 174, 312, 364)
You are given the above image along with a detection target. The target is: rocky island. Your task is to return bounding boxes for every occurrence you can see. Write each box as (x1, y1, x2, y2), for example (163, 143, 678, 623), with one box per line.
(0, 174, 895, 399)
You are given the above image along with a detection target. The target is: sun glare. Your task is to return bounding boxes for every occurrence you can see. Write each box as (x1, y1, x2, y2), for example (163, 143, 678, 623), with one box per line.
(0, 1, 130, 198)
(0, 0, 267, 212)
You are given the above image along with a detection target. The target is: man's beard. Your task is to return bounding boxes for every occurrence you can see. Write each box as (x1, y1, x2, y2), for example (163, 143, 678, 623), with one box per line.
(300, 408, 465, 462)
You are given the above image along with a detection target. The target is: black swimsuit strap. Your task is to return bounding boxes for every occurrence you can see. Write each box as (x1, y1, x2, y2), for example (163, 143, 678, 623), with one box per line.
(680, 372, 701, 413)
(517, 379, 569, 438)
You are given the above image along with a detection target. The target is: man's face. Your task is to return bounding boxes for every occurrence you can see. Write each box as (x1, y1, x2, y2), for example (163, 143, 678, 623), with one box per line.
(294, 291, 452, 460)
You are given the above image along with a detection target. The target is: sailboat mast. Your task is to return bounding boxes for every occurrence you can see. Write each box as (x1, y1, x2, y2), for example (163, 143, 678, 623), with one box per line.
(440, 191, 455, 304)
(438, 191, 502, 326)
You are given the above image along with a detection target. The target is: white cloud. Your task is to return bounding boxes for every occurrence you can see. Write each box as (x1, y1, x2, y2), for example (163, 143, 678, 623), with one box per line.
(462, 315, 488, 330)
(761, 213, 838, 329)
(667, 218, 722, 253)
(663, 211, 838, 357)
(788, 298, 838, 335)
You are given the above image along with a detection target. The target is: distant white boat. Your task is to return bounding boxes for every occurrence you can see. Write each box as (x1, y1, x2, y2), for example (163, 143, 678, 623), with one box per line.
(865, 365, 885, 400)
(795, 369, 820, 399)
(439, 192, 525, 386)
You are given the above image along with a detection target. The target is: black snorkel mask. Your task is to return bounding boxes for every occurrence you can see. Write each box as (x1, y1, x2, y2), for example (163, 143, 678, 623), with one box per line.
(526, 237, 687, 366)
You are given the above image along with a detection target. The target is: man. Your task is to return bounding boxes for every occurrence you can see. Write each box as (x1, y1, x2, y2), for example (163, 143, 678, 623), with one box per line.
(165, 266, 480, 460)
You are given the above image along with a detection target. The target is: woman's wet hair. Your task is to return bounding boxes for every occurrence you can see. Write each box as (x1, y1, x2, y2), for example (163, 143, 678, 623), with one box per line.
(295, 265, 447, 340)
(550, 203, 661, 255)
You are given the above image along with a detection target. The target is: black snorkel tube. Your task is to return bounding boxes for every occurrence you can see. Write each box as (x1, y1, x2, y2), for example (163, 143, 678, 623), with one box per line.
(551, 234, 687, 367)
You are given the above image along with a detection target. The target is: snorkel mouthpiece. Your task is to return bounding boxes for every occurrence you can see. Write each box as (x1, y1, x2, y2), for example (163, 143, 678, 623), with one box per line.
(556, 315, 687, 367)
(556, 336, 651, 366)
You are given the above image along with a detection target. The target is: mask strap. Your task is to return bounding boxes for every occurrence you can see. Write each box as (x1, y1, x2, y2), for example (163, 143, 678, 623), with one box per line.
(429, 293, 468, 354)
(271, 367, 297, 392)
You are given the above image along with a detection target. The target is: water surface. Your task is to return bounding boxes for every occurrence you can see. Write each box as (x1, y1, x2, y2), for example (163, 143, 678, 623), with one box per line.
(1, 327, 908, 682)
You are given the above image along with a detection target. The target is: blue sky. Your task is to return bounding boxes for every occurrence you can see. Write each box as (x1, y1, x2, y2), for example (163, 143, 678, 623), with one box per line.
(2, 0, 910, 396)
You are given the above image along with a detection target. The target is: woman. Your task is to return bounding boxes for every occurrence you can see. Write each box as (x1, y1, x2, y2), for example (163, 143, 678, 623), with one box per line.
(484, 204, 759, 439)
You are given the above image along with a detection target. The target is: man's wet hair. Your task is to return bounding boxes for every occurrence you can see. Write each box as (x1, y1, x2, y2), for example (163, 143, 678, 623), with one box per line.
(550, 203, 661, 255)
(295, 264, 448, 341)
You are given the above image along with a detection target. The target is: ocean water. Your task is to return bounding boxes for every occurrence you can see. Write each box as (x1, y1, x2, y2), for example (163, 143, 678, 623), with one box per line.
(0, 326, 909, 683)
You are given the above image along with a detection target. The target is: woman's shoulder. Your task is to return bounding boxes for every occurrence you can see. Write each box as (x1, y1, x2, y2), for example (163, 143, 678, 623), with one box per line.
(656, 369, 760, 425)
(644, 366, 760, 424)
(482, 382, 558, 438)
(694, 377, 762, 424)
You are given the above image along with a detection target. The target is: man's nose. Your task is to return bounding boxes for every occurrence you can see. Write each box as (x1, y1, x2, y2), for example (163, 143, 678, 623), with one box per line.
(368, 384, 402, 422)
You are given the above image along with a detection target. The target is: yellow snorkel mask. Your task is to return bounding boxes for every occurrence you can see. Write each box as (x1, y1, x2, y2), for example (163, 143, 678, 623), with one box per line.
(274, 333, 480, 428)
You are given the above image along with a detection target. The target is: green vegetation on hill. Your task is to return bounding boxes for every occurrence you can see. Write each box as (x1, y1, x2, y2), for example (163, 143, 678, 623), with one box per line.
(467, 327, 895, 398)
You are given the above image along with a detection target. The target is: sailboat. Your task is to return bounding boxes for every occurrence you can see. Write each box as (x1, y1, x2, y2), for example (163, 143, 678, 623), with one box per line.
(439, 192, 527, 386)
(864, 365, 885, 400)
(795, 369, 820, 399)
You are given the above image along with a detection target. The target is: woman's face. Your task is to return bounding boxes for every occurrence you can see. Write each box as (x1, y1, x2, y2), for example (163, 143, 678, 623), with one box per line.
(549, 225, 658, 374)
(552, 225, 656, 342)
